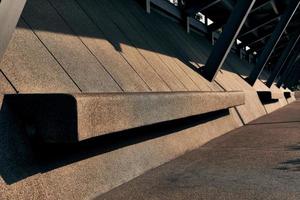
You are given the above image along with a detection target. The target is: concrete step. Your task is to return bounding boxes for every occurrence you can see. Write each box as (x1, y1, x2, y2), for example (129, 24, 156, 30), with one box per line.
(284, 91, 296, 104)
(5, 91, 244, 143)
(257, 91, 285, 105)
(284, 91, 293, 99)
(257, 91, 285, 101)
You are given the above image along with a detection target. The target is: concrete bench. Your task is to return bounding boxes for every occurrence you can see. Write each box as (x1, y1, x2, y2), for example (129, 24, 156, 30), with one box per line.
(257, 91, 284, 104)
(5, 91, 244, 143)
(284, 91, 293, 99)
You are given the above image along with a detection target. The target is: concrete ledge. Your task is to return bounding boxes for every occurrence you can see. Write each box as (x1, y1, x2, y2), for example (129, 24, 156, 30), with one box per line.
(285, 91, 296, 103)
(257, 91, 284, 104)
(284, 91, 292, 99)
(5, 91, 244, 142)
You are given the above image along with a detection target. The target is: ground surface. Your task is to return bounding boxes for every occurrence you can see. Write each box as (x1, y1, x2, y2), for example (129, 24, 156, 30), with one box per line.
(97, 101, 300, 200)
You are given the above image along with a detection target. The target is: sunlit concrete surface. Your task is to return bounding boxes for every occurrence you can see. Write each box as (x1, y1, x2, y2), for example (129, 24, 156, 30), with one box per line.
(0, 0, 298, 199)
(98, 100, 300, 200)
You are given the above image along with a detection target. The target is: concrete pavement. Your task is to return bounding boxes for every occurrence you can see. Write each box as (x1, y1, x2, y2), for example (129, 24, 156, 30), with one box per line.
(97, 101, 300, 200)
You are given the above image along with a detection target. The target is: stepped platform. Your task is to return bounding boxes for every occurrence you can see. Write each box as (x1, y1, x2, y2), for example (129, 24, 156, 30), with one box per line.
(97, 100, 300, 200)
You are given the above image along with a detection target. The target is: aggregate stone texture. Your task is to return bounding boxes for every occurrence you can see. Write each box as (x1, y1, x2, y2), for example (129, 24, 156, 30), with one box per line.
(76, 0, 169, 92)
(0, 72, 15, 93)
(0, 0, 296, 197)
(0, 19, 80, 93)
(21, 0, 122, 93)
(47, 0, 149, 92)
(7, 91, 244, 142)
(97, 101, 300, 200)
(0, 95, 240, 200)
(0, 0, 27, 60)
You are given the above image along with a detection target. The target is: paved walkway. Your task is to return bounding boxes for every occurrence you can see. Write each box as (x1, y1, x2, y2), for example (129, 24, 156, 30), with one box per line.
(97, 101, 300, 200)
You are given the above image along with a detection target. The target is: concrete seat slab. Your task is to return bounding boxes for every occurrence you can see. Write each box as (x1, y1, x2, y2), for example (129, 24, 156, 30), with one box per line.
(284, 91, 292, 99)
(257, 91, 284, 100)
(6, 91, 244, 142)
(257, 91, 284, 105)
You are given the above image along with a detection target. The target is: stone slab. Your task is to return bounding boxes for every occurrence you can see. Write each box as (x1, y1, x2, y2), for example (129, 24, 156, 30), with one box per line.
(0, 20, 80, 93)
(285, 91, 296, 104)
(284, 91, 292, 99)
(21, 0, 122, 92)
(257, 91, 284, 104)
(6, 91, 244, 142)
(107, 0, 187, 91)
(124, 0, 207, 91)
(0, 71, 15, 93)
(214, 70, 267, 124)
(77, 0, 169, 91)
(47, 0, 149, 92)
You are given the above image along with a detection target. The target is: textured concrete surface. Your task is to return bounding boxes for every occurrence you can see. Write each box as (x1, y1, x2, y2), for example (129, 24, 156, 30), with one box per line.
(21, 0, 123, 93)
(0, 0, 296, 198)
(0, 99, 241, 200)
(0, 0, 26, 60)
(253, 80, 288, 114)
(77, 0, 170, 91)
(48, 0, 150, 92)
(257, 91, 284, 103)
(97, 101, 300, 200)
(0, 19, 80, 93)
(6, 91, 244, 142)
(0, 71, 15, 93)
(215, 70, 267, 124)
(0, 0, 291, 121)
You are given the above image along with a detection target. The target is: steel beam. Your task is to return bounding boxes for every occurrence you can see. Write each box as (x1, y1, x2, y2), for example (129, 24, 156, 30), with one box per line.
(283, 63, 300, 88)
(0, 0, 27, 61)
(270, 0, 279, 15)
(266, 31, 300, 87)
(239, 16, 280, 38)
(247, 0, 300, 86)
(250, 0, 271, 13)
(222, 0, 235, 11)
(247, 33, 272, 46)
(146, 0, 151, 13)
(201, 0, 256, 81)
(185, 0, 222, 16)
(277, 53, 300, 87)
